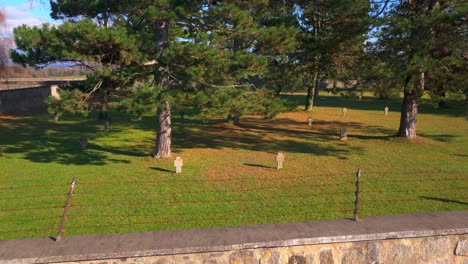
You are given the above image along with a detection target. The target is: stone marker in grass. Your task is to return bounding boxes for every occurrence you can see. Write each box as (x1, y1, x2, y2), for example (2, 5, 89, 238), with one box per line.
(80, 136, 88, 150)
(276, 152, 285, 169)
(359, 95, 362, 101)
(342, 108, 347, 117)
(174, 157, 183, 173)
(384, 106, 389, 116)
(340, 128, 347, 141)
(104, 120, 110, 131)
(307, 117, 313, 127)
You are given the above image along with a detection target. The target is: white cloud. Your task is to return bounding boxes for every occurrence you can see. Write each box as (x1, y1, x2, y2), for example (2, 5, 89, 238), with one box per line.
(5, 6, 46, 33)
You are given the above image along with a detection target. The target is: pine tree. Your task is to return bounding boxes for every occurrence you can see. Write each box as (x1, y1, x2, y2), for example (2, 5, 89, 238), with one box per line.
(374, 0, 467, 138)
(11, 0, 297, 158)
(0, 8, 12, 80)
(295, 0, 371, 111)
(194, 1, 298, 124)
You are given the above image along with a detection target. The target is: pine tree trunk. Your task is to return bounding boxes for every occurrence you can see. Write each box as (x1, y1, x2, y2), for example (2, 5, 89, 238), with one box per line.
(275, 85, 282, 96)
(154, 101, 172, 158)
(153, 20, 172, 158)
(397, 70, 424, 138)
(313, 75, 321, 106)
(396, 91, 418, 138)
(305, 16, 322, 112)
(305, 67, 320, 112)
(102, 91, 108, 121)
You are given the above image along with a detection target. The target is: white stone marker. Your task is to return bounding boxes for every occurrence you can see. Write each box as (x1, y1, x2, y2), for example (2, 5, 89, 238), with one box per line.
(174, 157, 183, 173)
(307, 117, 313, 127)
(104, 120, 110, 131)
(80, 136, 88, 150)
(339, 128, 348, 141)
(276, 152, 285, 169)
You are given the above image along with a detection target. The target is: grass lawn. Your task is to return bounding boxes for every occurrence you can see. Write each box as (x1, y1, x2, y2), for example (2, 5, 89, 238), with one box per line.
(0, 93, 467, 240)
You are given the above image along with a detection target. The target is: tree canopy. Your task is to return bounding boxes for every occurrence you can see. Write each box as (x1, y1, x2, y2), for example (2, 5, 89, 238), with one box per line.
(0, 8, 13, 79)
(8, 0, 468, 152)
(370, 0, 467, 137)
(11, 0, 298, 157)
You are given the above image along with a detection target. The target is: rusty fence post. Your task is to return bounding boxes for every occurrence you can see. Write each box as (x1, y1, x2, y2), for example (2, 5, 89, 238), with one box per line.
(353, 169, 361, 221)
(56, 177, 76, 242)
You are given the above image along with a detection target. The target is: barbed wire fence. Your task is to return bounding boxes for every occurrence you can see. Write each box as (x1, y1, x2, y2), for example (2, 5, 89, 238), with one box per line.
(0, 169, 466, 241)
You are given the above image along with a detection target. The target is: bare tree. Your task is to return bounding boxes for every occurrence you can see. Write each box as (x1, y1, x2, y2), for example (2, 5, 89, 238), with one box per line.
(0, 8, 12, 81)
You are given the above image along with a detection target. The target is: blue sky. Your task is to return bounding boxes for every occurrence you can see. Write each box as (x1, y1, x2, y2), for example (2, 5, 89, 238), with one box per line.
(1, 0, 55, 35)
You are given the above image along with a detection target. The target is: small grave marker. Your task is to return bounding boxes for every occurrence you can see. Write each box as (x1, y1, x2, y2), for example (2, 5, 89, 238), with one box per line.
(384, 106, 389, 116)
(358, 95, 362, 101)
(80, 136, 88, 150)
(342, 108, 347, 117)
(104, 120, 110, 131)
(276, 152, 285, 169)
(328, 91, 332, 95)
(174, 157, 183, 173)
(307, 117, 313, 127)
(339, 128, 347, 141)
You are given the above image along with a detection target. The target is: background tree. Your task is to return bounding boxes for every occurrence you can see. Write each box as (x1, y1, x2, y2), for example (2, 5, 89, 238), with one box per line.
(295, 0, 371, 111)
(193, 0, 298, 124)
(11, 10, 144, 123)
(373, 0, 467, 138)
(11, 0, 296, 158)
(0, 8, 13, 81)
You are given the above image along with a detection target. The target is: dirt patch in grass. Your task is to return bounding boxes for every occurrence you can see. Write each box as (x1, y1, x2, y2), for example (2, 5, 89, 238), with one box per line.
(0, 115, 21, 121)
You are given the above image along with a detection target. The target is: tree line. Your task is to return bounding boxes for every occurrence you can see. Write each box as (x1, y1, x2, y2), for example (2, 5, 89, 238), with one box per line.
(5, 0, 467, 157)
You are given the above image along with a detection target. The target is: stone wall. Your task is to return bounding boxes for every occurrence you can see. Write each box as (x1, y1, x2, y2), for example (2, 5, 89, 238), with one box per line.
(0, 85, 57, 114)
(1, 211, 467, 264)
(66, 234, 467, 264)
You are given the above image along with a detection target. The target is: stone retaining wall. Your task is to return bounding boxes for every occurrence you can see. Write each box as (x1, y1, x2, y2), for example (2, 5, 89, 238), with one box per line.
(1, 212, 467, 264)
(64, 234, 467, 264)
(0, 85, 58, 114)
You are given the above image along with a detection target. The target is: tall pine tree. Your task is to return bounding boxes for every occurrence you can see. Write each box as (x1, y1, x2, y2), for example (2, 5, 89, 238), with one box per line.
(374, 0, 467, 138)
(295, 0, 371, 111)
(11, 0, 297, 158)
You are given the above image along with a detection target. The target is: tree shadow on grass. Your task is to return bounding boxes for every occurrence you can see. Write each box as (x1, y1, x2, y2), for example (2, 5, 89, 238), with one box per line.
(167, 117, 366, 160)
(89, 144, 148, 157)
(417, 133, 458, 143)
(282, 93, 404, 114)
(420, 196, 468, 205)
(244, 163, 275, 169)
(21, 145, 131, 165)
(0, 115, 137, 165)
(1, 107, 402, 164)
(150, 167, 173, 173)
(281, 93, 466, 117)
(351, 134, 395, 140)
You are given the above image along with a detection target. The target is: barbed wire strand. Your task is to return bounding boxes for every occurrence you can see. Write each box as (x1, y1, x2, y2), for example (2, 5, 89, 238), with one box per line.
(68, 202, 353, 220)
(69, 210, 354, 232)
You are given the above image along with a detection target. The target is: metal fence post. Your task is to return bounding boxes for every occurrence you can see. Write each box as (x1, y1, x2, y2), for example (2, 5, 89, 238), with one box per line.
(56, 177, 76, 241)
(353, 169, 361, 221)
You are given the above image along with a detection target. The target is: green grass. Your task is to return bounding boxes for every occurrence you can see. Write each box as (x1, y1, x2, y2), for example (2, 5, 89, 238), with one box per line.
(0, 93, 467, 240)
